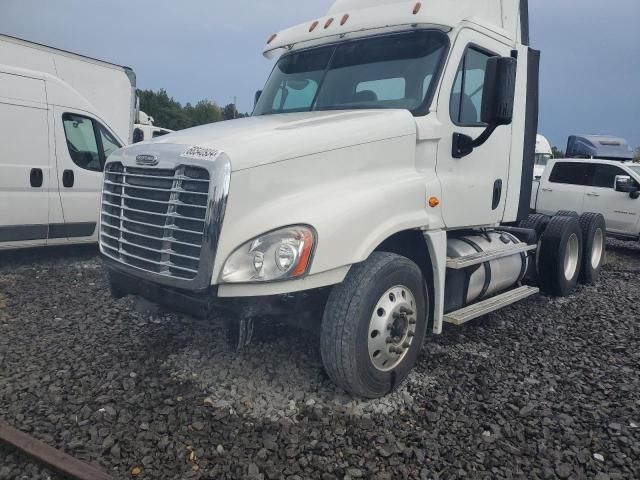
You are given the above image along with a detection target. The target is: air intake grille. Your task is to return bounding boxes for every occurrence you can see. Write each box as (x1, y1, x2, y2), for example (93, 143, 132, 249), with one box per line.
(100, 162, 210, 280)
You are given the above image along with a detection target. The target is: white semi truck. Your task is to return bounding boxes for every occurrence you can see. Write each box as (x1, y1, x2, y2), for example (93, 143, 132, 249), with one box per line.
(100, 0, 606, 398)
(0, 34, 136, 250)
(133, 111, 173, 144)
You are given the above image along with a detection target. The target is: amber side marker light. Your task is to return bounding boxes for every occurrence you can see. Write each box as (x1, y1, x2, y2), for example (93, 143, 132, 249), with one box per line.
(267, 33, 277, 44)
(413, 2, 422, 14)
(309, 20, 319, 32)
(429, 197, 440, 208)
(292, 230, 315, 278)
(341, 14, 350, 26)
(325, 17, 334, 29)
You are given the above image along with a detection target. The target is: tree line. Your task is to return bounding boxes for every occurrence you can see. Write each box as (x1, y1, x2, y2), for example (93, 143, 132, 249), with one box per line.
(138, 89, 248, 131)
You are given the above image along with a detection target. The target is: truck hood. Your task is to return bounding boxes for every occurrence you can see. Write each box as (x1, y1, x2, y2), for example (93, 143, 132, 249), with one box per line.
(151, 110, 416, 171)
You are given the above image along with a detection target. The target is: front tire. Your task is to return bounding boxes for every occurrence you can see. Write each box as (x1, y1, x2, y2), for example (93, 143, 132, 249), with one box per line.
(320, 252, 428, 398)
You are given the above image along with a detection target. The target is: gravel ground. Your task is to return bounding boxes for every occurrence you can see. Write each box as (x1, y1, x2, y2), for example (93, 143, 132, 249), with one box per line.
(0, 241, 639, 480)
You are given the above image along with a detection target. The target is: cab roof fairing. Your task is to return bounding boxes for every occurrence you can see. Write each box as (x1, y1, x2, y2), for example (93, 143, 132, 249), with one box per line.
(262, 0, 523, 59)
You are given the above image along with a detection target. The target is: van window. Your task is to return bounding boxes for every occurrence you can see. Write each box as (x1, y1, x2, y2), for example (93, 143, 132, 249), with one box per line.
(548, 162, 590, 185)
(588, 164, 630, 189)
(450, 47, 495, 126)
(63, 114, 102, 171)
(62, 113, 122, 171)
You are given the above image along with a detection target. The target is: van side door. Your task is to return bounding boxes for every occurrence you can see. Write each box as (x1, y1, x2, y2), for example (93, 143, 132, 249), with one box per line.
(53, 107, 122, 242)
(0, 72, 50, 248)
(535, 161, 588, 216)
(583, 163, 640, 235)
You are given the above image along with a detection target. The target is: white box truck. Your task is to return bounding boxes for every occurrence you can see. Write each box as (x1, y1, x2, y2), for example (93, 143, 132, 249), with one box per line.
(0, 34, 136, 250)
(99, 0, 607, 398)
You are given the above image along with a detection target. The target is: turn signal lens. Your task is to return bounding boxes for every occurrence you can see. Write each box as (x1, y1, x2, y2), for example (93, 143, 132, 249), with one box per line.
(340, 14, 350, 26)
(267, 33, 277, 44)
(324, 18, 334, 29)
(309, 20, 319, 32)
(428, 197, 440, 208)
(413, 2, 422, 14)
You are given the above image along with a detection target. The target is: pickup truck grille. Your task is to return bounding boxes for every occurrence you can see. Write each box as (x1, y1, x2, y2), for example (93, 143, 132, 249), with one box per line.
(100, 162, 211, 280)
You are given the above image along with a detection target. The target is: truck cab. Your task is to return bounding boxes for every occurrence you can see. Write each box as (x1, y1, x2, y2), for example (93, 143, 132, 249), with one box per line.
(100, 0, 606, 398)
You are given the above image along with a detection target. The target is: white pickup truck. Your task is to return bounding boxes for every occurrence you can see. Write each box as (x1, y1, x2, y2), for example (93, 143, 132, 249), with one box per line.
(532, 158, 640, 241)
(99, 0, 607, 398)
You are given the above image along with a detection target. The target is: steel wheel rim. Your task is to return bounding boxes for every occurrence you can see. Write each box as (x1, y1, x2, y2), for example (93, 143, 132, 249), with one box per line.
(564, 233, 580, 280)
(368, 285, 417, 372)
(591, 228, 604, 269)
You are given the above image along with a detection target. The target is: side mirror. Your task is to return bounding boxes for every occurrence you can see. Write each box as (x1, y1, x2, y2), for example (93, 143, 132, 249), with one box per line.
(480, 56, 517, 126)
(615, 175, 639, 196)
(254, 90, 262, 108)
(452, 56, 517, 159)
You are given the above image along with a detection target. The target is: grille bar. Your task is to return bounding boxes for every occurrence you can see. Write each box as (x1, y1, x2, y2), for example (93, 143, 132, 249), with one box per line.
(104, 180, 208, 196)
(101, 162, 212, 281)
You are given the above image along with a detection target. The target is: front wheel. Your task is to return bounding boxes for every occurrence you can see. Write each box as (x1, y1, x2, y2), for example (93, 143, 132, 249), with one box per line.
(320, 252, 428, 398)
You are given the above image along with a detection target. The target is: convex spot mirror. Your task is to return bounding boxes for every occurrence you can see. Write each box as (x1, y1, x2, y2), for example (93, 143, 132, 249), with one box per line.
(615, 175, 640, 198)
(452, 56, 517, 159)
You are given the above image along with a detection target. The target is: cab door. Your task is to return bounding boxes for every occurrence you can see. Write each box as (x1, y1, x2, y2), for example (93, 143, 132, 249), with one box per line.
(435, 29, 513, 228)
(0, 73, 50, 248)
(583, 163, 640, 235)
(53, 107, 122, 242)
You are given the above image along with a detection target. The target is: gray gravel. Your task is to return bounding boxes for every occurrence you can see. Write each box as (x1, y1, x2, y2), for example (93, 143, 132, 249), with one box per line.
(0, 241, 639, 479)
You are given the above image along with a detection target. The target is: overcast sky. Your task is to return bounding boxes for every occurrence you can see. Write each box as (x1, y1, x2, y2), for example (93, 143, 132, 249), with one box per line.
(1, 0, 638, 149)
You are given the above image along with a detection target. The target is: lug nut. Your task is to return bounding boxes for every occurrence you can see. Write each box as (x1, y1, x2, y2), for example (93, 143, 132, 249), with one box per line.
(385, 337, 393, 344)
(408, 331, 415, 337)
(402, 342, 410, 349)
(409, 319, 416, 325)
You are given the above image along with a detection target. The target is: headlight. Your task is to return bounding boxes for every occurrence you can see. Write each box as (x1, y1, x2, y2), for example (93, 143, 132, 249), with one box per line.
(221, 226, 316, 283)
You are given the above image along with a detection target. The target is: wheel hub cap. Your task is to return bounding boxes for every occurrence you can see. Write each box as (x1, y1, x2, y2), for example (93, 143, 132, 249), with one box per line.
(368, 286, 417, 372)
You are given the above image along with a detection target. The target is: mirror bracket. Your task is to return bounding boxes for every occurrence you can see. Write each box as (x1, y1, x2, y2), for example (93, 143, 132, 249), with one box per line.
(452, 124, 498, 159)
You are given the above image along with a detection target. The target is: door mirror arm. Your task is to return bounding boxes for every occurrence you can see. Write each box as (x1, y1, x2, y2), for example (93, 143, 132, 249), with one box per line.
(452, 125, 498, 159)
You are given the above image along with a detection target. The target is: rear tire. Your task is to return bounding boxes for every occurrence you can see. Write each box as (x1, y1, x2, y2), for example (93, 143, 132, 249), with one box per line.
(555, 210, 579, 218)
(519, 213, 550, 239)
(578, 212, 606, 284)
(320, 252, 428, 398)
(538, 216, 583, 297)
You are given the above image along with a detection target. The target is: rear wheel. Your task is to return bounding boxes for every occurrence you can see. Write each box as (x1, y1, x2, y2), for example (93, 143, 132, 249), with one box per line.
(555, 210, 579, 218)
(320, 252, 428, 398)
(578, 212, 606, 284)
(538, 216, 583, 297)
(519, 213, 550, 239)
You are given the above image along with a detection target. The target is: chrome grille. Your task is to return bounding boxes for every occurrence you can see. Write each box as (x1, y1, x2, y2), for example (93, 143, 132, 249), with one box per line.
(100, 162, 211, 280)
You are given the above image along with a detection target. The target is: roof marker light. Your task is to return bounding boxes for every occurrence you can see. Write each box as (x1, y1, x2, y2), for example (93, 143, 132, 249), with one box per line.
(267, 33, 277, 44)
(324, 18, 334, 29)
(340, 14, 350, 26)
(413, 2, 422, 14)
(309, 20, 319, 32)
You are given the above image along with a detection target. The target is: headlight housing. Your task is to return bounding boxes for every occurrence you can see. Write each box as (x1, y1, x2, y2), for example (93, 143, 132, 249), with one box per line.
(221, 226, 316, 283)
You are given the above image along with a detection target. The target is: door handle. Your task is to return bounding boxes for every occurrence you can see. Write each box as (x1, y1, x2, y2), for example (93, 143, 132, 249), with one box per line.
(30, 168, 43, 188)
(62, 170, 75, 188)
(586, 192, 600, 197)
(541, 187, 553, 192)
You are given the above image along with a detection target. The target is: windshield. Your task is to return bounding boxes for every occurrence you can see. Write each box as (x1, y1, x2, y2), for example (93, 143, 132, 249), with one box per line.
(254, 30, 449, 116)
(628, 165, 640, 177)
(535, 153, 552, 166)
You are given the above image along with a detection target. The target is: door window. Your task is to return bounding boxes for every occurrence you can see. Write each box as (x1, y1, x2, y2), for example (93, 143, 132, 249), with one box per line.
(588, 164, 630, 189)
(548, 162, 590, 185)
(450, 47, 495, 126)
(62, 113, 121, 171)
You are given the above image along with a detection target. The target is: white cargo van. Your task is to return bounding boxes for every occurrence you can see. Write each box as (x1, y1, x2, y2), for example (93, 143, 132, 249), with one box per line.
(0, 34, 136, 250)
